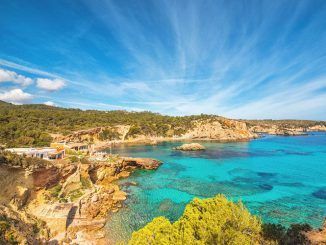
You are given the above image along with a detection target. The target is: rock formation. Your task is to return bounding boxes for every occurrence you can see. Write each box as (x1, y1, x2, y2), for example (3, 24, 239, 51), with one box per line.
(0, 150, 162, 244)
(56, 117, 258, 149)
(174, 143, 206, 151)
(182, 119, 257, 141)
(249, 125, 307, 136)
(305, 219, 326, 244)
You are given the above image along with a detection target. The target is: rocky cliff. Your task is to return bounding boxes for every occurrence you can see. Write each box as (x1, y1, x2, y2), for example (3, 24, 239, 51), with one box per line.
(183, 118, 257, 141)
(245, 120, 326, 136)
(55, 117, 257, 148)
(0, 151, 161, 244)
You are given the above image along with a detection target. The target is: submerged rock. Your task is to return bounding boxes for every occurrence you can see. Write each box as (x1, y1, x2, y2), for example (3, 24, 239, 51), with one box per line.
(259, 184, 273, 191)
(312, 188, 326, 200)
(174, 143, 206, 151)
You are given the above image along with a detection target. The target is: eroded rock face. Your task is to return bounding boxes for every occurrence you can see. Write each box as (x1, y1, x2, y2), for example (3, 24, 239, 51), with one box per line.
(55, 125, 130, 143)
(10, 186, 31, 210)
(183, 119, 257, 141)
(0, 148, 162, 244)
(275, 129, 307, 136)
(249, 125, 308, 136)
(0, 205, 49, 244)
(308, 125, 326, 131)
(174, 143, 206, 151)
(305, 219, 326, 244)
(60, 167, 82, 196)
(121, 157, 162, 170)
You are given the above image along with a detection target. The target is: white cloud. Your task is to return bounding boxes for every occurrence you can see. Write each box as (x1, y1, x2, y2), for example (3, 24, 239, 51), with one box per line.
(0, 68, 33, 86)
(36, 78, 66, 91)
(0, 89, 33, 104)
(44, 101, 56, 106)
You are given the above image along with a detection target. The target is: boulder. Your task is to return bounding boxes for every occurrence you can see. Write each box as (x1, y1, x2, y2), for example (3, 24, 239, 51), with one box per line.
(112, 190, 127, 201)
(174, 143, 206, 151)
(10, 186, 31, 209)
(121, 157, 162, 170)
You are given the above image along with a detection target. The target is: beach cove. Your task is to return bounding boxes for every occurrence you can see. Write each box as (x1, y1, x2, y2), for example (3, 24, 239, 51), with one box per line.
(106, 132, 326, 243)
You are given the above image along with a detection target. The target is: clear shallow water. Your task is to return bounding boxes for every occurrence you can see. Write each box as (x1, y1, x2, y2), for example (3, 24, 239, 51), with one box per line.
(106, 133, 326, 243)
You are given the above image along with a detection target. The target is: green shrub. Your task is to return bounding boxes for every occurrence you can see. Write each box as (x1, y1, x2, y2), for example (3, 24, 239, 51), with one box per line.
(48, 184, 62, 198)
(69, 155, 79, 163)
(129, 195, 263, 245)
(284, 224, 312, 245)
(81, 176, 92, 189)
(262, 222, 312, 245)
(99, 128, 121, 141)
(67, 189, 84, 201)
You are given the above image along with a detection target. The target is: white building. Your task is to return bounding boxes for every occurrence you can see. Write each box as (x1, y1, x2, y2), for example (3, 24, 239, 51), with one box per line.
(6, 147, 65, 160)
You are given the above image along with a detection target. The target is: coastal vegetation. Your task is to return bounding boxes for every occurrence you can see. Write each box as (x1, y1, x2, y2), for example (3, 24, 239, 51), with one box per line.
(1, 101, 325, 148)
(129, 195, 316, 245)
(244, 119, 326, 129)
(129, 195, 262, 244)
(0, 101, 214, 147)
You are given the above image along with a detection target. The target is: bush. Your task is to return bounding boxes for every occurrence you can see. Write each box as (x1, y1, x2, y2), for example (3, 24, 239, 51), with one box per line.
(284, 224, 312, 245)
(99, 128, 121, 141)
(129, 195, 263, 245)
(69, 155, 79, 163)
(262, 223, 312, 244)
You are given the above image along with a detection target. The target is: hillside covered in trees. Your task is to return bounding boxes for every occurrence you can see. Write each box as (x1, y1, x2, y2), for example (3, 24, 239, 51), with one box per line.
(0, 101, 324, 148)
(0, 101, 216, 147)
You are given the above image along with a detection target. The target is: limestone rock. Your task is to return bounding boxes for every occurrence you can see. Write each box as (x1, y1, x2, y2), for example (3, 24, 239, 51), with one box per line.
(10, 186, 31, 209)
(306, 219, 326, 244)
(60, 167, 82, 196)
(183, 119, 257, 141)
(121, 157, 162, 170)
(174, 143, 205, 151)
(112, 190, 127, 201)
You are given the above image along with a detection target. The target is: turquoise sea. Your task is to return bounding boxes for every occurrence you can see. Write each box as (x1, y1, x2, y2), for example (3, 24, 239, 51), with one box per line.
(106, 133, 326, 243)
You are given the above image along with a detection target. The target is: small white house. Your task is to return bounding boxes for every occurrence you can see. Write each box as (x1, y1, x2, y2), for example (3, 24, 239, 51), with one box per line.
(6, 147, 65, 160)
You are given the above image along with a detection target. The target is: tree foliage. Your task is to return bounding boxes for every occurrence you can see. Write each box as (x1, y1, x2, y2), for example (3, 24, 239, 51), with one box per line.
(0, 101, 215, 147)
(262, 223, 312, 245)
(129, 195, 263, 245)
(98, 128, 121, 141)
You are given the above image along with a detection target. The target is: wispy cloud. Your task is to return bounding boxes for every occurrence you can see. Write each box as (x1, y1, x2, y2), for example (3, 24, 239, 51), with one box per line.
(0, 0, 325, 119)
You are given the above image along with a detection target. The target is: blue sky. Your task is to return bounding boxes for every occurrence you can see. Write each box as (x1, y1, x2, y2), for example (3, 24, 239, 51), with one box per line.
(0, 0, 325, 119)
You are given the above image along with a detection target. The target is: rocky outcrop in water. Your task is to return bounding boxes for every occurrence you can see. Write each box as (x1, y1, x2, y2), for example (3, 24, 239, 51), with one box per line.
(174, 143, 206, 151)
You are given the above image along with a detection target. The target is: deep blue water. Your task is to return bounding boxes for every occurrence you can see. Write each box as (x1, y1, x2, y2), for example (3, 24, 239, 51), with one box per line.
(106, 133, 326, 243)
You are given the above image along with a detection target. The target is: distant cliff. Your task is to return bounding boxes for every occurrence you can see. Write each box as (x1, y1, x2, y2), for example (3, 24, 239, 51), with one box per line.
(52, 117, 257, 147)
(0, 101, 325, 147)
(244, 119, 326, 135)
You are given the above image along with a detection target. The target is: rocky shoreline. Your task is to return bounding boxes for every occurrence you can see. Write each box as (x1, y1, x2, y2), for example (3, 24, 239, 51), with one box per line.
(51, 119, 326, 153)
(1, 118, 326, 244)
(0, 150, 161, 244)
